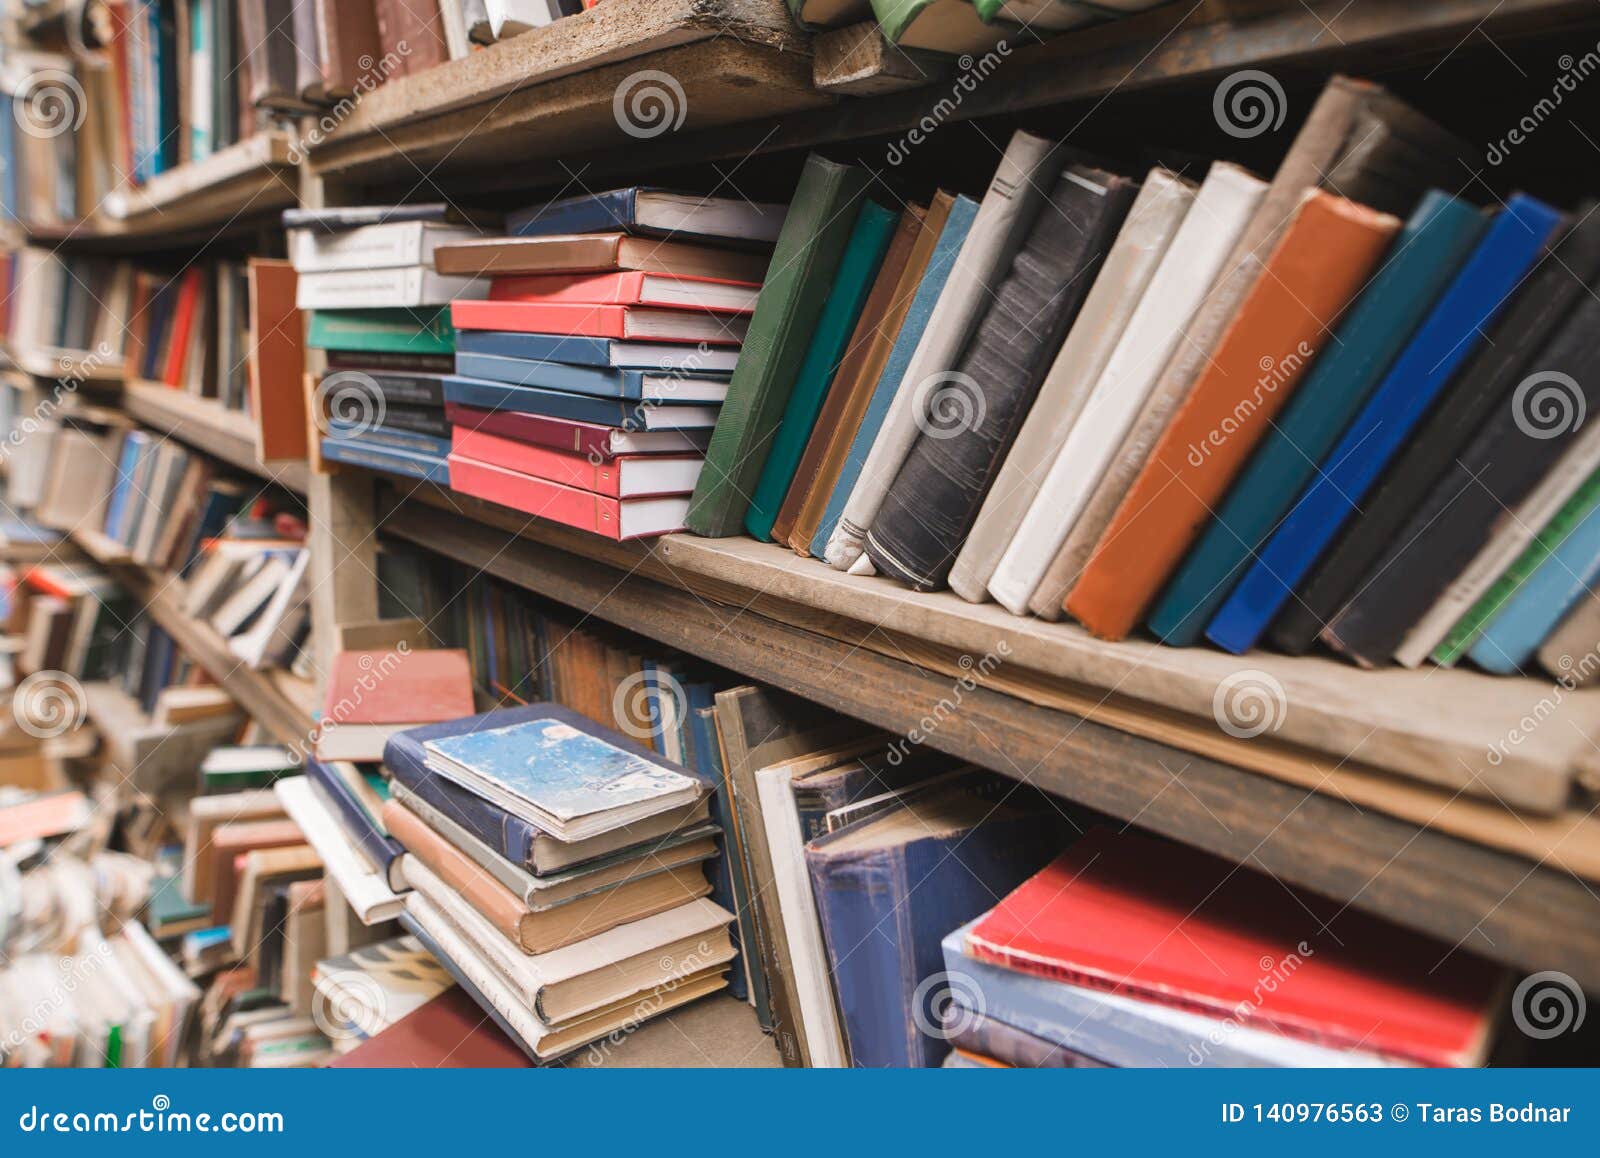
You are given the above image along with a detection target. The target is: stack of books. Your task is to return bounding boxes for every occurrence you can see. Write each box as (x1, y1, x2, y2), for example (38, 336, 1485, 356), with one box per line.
(380, 703, 739, 1061)
(940, 826, 1504, 1068)
(289, 205, 486, 483)
(433, 187, 780, 540)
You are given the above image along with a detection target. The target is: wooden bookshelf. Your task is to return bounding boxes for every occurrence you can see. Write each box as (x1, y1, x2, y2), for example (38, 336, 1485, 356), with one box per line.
(100, 133, 299, 234)
(123, 381, 310, 496)
(305, 0, 821, 181)
(7, 346, 127, 387)
(375, 488, 1600, 989)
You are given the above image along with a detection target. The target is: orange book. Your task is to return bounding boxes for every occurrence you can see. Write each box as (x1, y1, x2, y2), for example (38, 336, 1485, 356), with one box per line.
(1065, 191, 1400, 640)
(247, 260, 307, 461)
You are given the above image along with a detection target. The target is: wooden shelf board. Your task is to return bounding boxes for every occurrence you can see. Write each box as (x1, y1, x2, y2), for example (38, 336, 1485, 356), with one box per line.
(7, 345, 127, 386)
(122, 381, 309, 495)
(103, 133, 296, 223)
(375, 494, 1600, 988)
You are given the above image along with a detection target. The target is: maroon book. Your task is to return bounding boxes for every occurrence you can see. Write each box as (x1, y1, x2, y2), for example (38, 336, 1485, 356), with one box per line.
(331, 988, 533, 1068)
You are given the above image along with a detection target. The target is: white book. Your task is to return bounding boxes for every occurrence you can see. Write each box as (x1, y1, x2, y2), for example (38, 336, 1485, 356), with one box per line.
(754, 761, 848, 1068)
(947, 168, 1196, 603)
(228, 549, 311, 670)
(294, 267, 488, 310)
(986, 162, 1266, 616)
(1393, 416, 1600, 667)
(823, 130, 1062, 571)
(437, 0, 472, 58)
(288, 222, 482, 273)
(403, 854, 733, 1025)
(274, 777, 405, 925)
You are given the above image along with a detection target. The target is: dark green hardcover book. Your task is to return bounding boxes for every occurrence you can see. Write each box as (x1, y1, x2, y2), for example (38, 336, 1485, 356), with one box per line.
(306, 307, 456, 355)
(744, 201, 897, 541)
(686, 154, 871, 537)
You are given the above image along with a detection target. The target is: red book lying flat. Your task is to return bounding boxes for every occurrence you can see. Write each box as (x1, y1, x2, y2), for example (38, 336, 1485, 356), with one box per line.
(331, 987, 533, 1068)
(316, 648, 475, 762)
(446, 404, 711, 460)
(967, 827, 1502, 1067)
(488, 271, 760, 314)
(451, 299, 749, 344)
(450, 453, 690, 540)
(452, 427, 703, 497)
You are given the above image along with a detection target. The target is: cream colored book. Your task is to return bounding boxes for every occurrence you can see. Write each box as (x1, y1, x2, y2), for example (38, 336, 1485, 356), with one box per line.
(985, 162, 1267, 617)
(823, 130, 1062, 571)
(274, 777, 405, 925)
(946, 168, 1196, 603)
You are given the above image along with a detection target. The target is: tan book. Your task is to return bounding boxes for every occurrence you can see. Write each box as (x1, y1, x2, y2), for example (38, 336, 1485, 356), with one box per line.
(154, 686, 238, 726)
(181, 790, 286, 905)
(282, 879, 327, 1015)
(433, 233, 771, 283)
(229, 844, 323, 961)
(206, 817, 306, 919)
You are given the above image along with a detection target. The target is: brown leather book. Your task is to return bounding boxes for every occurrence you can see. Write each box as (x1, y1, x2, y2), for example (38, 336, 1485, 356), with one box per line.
(771, 203, 927, 548)
(433, 234, 772, 283)
(373, 0, 448, 76)
(332, 987, 534, 1067)
(382, 801, 711, 954)
(318, 0, 383, 97)
(1064, 190, 1401, 640)
(785, 193, 955, 555)
(207, 818, 307, 921)
(247, 260, 307, 462)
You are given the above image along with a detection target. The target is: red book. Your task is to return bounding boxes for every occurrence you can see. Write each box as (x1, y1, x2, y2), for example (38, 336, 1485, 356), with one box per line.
(449, 453, 690, 541)
(331, 988, 532, 1068)
(0, 791, 90, 847)
(488, 271, 759, 314)
(967, 827, 1500, 1067)
(451, 427, 702, 498)
(450, 299, 747, 345)
(446, 404, 711, 460)
(162, 269, 205, 387)
(316, 648, 475, 762)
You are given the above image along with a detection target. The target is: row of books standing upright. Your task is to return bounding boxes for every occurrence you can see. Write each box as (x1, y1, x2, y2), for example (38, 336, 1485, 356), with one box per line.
(288, 191, 779, 539)
(673, 74, 1600, 677)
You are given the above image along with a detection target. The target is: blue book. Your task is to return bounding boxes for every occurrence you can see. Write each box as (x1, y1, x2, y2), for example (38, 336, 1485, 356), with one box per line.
(443, 374, 720, 430)
(103, 431, 151, 540)
(306, 760, 404, 891)
(319, 436, 450, 483)
(808, 196, 980, 558)
(807, 785, 1060, 1068)
(327, 419, 450, 459)
(384, 705, 715, 873)
(452, 351, 730, 403)
(1206, 193, 1563, 655)
(1468, 497, 1600, 674)
(685, 692, 751, 1005)
(507, 187, 785, 245)
(1147, 192, 1486, 645)
(456, 329, 740, 372)
(421, 707, 704, 841)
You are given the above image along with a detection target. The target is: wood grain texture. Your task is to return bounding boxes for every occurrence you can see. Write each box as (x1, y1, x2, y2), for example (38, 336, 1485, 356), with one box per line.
(123, 381, 310, 494)
(812, 22, 944, 95)
(376, 498, 1600, 988)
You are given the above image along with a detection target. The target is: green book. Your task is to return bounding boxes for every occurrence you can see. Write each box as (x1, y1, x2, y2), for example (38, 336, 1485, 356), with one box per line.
(687, 154, 871, 537)
(306, 307, 456, 356)
(744, 202, 897, 542)
(787, 0, 873, 29)
(1433, 466, 1600, 665)
(871, 0, 1014, 51)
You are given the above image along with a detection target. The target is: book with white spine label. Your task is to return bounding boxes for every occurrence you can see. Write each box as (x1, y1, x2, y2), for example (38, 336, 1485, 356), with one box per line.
(295, 267, 487, 310)
(288, 222, 482, 272)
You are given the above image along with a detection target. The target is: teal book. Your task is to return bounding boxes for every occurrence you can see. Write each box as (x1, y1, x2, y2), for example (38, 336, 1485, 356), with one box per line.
(686, 154, 872, 537)
(1467, 478, 1600, 675)
(1145, 191, 1485, 645)
(306, 307, 456, 355)
(808, 196, 980, 558)
(744, 202, 897, 541)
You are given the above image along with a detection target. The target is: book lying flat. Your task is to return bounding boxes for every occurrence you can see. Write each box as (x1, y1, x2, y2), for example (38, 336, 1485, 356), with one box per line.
(488, 271, 760, 313)
(452, 351, 729, 403)
(451, 428, 703, 497)
(288, 222, 482, 273)
(330, 987, 534, 1068)
(454, 330, 741, 372)
(452, 300, 748, 344)
(319, 437, 451, 484)
(443, 376, 720, 431)
(419, 708, 706, 840)
(967, 827, 1502, 1067)
(446, 404, 710, 459)
(507, 188, 787, 245)
(296, 267, 487, 311)
(316, 648, 475, 763)
(433, 233, 772, 282)
(450, 454, 694, 539)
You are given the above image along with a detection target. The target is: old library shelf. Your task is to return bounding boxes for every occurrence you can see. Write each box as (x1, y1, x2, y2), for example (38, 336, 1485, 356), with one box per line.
(122, 381, 311, 496)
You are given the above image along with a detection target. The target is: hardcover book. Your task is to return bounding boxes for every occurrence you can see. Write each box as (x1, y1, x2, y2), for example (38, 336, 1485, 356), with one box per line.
(446, 404, 709, 458)
(506, 187, 787, 245)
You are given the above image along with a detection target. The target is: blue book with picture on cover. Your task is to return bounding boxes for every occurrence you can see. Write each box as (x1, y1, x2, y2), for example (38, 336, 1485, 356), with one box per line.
(422, 707, 705, 842)
(1205, 192, 1564, 655)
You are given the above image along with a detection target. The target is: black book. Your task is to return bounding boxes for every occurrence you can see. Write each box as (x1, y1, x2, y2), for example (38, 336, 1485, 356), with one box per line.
(1315, 285, 1600, 665)
(320, 369, 446, 409)
(864, 166, 1137, 591)
(373, 404, 452, 439)
(1270, 206, 1600, 657)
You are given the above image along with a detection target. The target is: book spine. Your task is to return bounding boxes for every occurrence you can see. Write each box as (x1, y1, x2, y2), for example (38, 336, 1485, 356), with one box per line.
(449, 455, 620, 537)
(306, 761, 404, 889)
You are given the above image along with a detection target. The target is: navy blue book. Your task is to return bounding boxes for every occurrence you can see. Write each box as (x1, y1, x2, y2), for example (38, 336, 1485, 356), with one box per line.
(507, 188, 786, 246)
(1206, 193, 1563, 655)
(684, 690, 749, 1004)
(452, 351, 730, 403)
(327, 419, 451, 459)
(319, 436, 450, 483)
(805, 783, 1061, 1068)
(306, 760, 405, 892)
(323, 370, 447, 408)
(456, 329, 741, 373)
(443, 375, 720, 430)
(384, 705, 715, 876)
(375, 404, 452, 439)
